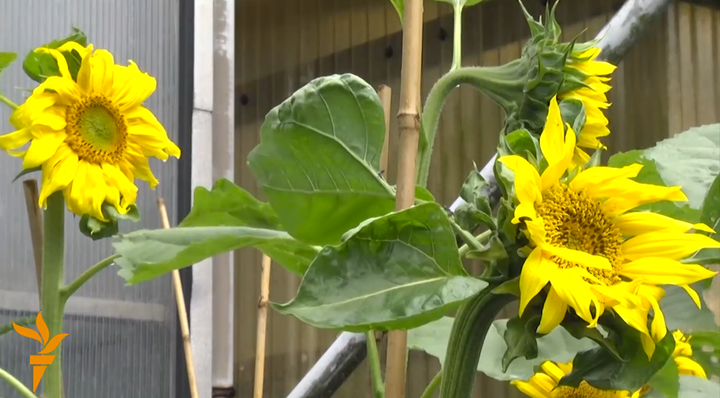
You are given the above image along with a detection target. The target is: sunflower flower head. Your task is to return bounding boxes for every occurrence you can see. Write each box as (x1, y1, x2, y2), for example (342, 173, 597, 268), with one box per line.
(512, 360, 644, 398)
(672, 330, 708, 379)
(0, 42, 180, 221)
(503, 1, 616, 170)
(499, 95, 720, 358)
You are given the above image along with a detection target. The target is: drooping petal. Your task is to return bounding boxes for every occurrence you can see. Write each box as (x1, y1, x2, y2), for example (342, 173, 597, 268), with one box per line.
(550, 271, 599, 327)
(622, 232, 720, 261)
(111, 61, 157, 111)
(543, 244, 611, 269)
(539, 96, 566, 164)
(569, 164, 642, 192)
(89, 49, 116, 94)
(499, 155, 543, 205)
(22, 132, 66, 169)
(0, 128, 33, 151)
(519, 248, 556, 316)
(675, 356, 708, 378)
(538, 288, 567, 334)
(681, 284, 702, 309)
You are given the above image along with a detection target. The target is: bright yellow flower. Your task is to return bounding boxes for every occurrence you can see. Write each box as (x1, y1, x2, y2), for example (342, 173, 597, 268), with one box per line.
(499, 96, 720, 358)
(672, 330, 708, 379)
(0, 43, 180, 221)
(559, 47, 616, 168)
(512, 361, 644, 398)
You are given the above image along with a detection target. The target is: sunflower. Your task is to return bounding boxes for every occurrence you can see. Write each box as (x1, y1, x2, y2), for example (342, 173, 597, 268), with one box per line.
(512, 361, 644, 398)
(672, 330, 708, 378)
(499, 95, 720, 358)
(559, 47, 616, 167)
(0, 42, 180, 221)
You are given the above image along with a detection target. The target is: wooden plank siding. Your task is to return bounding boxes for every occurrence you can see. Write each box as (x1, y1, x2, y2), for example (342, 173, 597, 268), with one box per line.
(234, 0, 720, 396)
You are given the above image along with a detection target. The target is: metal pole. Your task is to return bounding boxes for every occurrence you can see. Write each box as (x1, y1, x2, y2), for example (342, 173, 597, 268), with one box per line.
(285, 0, 673, 396)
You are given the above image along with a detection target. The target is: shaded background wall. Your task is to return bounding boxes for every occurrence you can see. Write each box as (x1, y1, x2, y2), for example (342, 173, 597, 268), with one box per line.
(0, 0, 180, 397)
(235, 0, 720, 397)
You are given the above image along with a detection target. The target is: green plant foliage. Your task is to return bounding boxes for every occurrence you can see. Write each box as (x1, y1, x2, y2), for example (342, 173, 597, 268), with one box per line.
(79, 203, 140, 241)
(688, 331, 720, 379)
(247, 74, 396, 245)
(273, 203, 487, 331)
(0, 52, 17, 74)
(407, 316, 597, 381)
(113, 180, 320, 283)
(23, 27, 87, 82)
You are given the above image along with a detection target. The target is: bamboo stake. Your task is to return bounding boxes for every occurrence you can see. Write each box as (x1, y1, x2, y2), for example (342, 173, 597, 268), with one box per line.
(22, 180, 43, 303)
(385, 0, 424, 396)
(157, 198, 199, 398)
(253, 254, 272, 398)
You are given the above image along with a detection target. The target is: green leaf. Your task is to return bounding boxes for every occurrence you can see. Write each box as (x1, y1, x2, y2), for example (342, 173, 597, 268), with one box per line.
(454, 167, 496, 231)
(434, 0, 484, 7)
(661, 283, 718, 332)
(389, 0, 404, 23)
(501, 128, 540, 160)
(79, 204, 141, 241)
(415, 185, 436, 202)
(113, 180, 321, 283)
(23, 27, 88, 83)
(12, 166, 41, 183)
(114, 226, 318, 284)
(691, 173, 720, 266)
(247, 74, 395, 245)
(179, 178, 280, 229)
(559, 323, 675, 392)
(0, 52, 17, 74)
(501, 314, 541, 372)
(688, 331, 720, 379)
(679, 376, 720, 398)
(559, 97, 586, 137)
(273, 203, 486, 331)
(408, 317, 597, 382)
(647, 352, 681, 398)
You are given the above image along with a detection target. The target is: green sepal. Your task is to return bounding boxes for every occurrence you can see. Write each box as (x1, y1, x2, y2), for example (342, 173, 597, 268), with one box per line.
(453, 167, 496, 231)
(80, 203, 141, 241)
(23, 27, 87, 83)
(559, 97, 587, 137)
(501, 312, 542, 372)
(12, 166, 42, 183)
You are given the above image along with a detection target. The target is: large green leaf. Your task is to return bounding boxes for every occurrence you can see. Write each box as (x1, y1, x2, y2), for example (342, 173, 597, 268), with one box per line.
(608, 124, 720, 222)
(0, 52, 17, 74)
(273, 203, 485, 331)
(688, 331, 720, 379)
(689, 173, 720, 266)
(661, 283, 718, 332)
(114, 226, 318, 284)
(23, 27, 87, 82)
(247, 74, 395, 246)
(113, 180, 320, 284)
(646, 353, 681, 398)
(408, 317, 597, 381)
(559, 320, 675, 393)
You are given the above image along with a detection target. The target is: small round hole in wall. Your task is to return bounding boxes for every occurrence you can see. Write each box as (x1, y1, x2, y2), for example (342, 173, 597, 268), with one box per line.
(384, 45, 394, 59)
(239, 94, 250, 106)
(437, 27, 448, 41)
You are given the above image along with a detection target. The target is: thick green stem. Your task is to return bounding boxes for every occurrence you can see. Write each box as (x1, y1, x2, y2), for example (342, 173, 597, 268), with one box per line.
(439, 289, 516, 398)
(420, 370, 442, 398)
(366, 331, 385, 398)
(417, 61, 527, 187)
(451, 5, 463, 70)
(41, 192, 65, 398)
(0, 368, 39, 398)
(60, 254, 120, 299)
(0, 93, 18, 110)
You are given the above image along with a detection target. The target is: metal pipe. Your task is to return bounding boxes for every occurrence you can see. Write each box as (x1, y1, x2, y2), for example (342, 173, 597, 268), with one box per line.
(285, 0, 673, 396)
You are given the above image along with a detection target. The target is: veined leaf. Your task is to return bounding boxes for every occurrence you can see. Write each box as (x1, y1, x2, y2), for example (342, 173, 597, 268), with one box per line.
(273, 203, 485, 331)
(247, 74, 395, 245)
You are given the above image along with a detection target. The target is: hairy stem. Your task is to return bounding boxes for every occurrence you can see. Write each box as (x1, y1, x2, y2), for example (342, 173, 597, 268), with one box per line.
(0, 93, 18, 110)
(0, 367, 39, 398)
(366, 331, 385, 398)
(451, 5, 463, 70)
(41, 192, 65, 398)
(439, 289, 516, 398)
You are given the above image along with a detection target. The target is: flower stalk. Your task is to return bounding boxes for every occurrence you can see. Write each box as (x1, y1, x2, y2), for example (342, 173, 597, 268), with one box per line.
(40, 192, 66, 398)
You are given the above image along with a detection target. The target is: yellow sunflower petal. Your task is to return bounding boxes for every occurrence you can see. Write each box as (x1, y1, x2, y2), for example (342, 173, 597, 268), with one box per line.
(75, 44, 95, 91)
(543, 244, 611, 269)
(112, 60, 157, 110)
(102, 163, 138, 205)
(643, 293, 667, 342)
(540, 96, 566, 164)
(0, 128, 33, 151)
(550, 271, 599, 326)
(538, 288, 568, 334)
(34, 75, 82, 105)
(541, 124, 576, 191)
(499, 155, 542, 204)
(519, 248, 555, 316)
(56, 41, 92, 58)
(540, 361, 567, 383)
(511, 380, 549, 398)
(622, 232, 720, 261)
(22, 132, 65, 169)
(613, 304, 650, 339)
(39, 146, 79, 206)
(640, 333, 657, 359)
(681, 284, 702, 309)
(89, 49, 116, 94)
(34, 48, 71, 78)
(569, 164, 643, 192)
(615, 212, 716, 236)
(675, 356, 708, 379)
(620, 258, 717, 285)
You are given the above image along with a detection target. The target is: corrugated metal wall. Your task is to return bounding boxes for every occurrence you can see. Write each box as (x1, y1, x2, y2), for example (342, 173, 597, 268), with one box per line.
(235, 1, 720, 397)
(0, 1, 179, 397)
